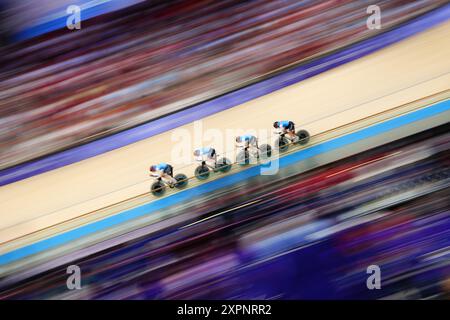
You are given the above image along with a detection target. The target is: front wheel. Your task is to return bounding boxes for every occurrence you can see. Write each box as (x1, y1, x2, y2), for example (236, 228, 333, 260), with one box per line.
(296, 129, 310, 145)
(216, 157, 232, 173)
(174, 173, 188, 188)
(151, 181, 166, 196)
(195, 165, 210, 180)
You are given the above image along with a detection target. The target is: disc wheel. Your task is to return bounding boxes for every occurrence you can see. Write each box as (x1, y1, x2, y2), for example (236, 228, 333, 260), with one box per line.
(275, 137, 289, 152)
(237, 150, 250, 166)
(195, 165, 210, 180)
(260, 144, 272, 159)
(174, 173, 188, 188)
(151, 181, 166, 196)
(216, 157, 232, 173)
(296, 130, 310, 145)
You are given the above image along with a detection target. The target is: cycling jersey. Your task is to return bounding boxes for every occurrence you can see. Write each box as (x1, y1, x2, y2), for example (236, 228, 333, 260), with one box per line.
(153, 163, 173, 175)
(277, 121, 295, 131)
(239, 135, 257, 143)
(195, 147, 215, 156)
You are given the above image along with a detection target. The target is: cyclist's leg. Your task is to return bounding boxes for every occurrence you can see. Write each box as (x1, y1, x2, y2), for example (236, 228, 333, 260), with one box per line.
(163, 174, 177, 186)
(163, 166, 177, 185)
(287, 123, 297, 141)
(208, 148, 217, 167)
(289, 130, 298, 142)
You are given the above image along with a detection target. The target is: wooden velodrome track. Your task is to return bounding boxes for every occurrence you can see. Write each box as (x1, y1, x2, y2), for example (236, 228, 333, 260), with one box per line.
(0, 21, 449, 252)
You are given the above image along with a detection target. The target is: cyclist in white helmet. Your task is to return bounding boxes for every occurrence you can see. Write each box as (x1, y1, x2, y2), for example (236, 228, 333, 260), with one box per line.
(193, 146, 217, 168)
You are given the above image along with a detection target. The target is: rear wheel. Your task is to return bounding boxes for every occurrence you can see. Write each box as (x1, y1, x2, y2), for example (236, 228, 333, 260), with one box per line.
(174, 173, 188, 188)
(151, 181, 166, 196)
(195, 165, 210, 180)
(275, 136, 289, 152)
(260, 144, 272, 159)
(216, 157, 232, 173)
(296, 129, 310, 145)
(237, 150, 250, 166)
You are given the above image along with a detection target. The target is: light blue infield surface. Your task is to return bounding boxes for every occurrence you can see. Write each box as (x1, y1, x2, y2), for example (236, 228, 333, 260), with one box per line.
(1, 98, 449, 266)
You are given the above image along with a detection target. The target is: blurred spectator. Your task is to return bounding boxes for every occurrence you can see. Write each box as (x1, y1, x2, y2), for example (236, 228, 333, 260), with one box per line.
(0, 0, 445, 169)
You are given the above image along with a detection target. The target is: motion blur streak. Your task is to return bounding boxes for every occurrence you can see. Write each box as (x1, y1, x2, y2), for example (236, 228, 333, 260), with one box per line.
(1, 125, 448, 299)
(0, 0, 445, 169)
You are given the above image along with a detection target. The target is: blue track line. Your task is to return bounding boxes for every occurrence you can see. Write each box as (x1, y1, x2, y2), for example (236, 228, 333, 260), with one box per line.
(1, 99, 449, 266)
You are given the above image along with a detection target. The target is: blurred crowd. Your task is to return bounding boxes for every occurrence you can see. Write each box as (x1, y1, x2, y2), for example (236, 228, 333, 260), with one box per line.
(0, 0, 445, 169)
(0, 125, 448, 299)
